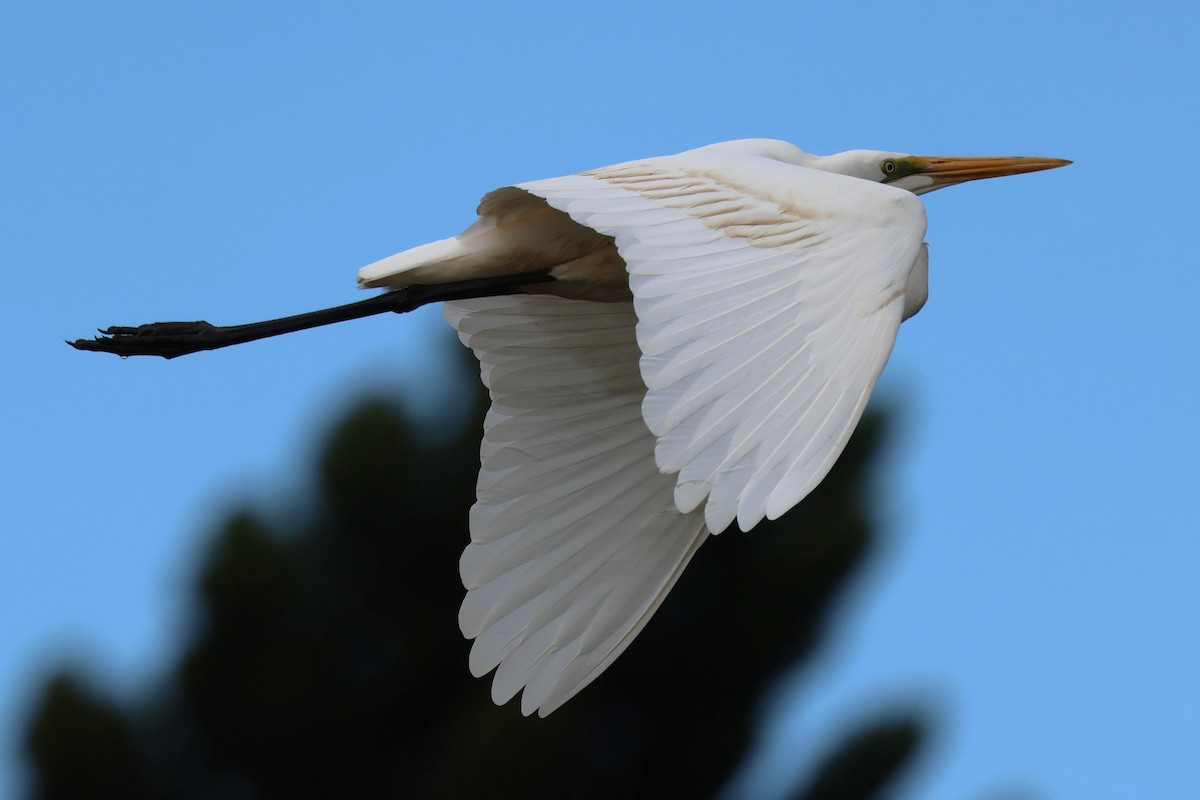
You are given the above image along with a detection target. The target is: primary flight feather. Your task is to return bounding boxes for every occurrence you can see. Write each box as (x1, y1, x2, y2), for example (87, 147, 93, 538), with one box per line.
(71, 138, 1069, 717)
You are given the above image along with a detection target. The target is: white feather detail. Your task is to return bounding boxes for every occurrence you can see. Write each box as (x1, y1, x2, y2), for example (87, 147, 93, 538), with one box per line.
(441, 147, 926, 714)
(446, 296, 708, 717)
(519, 152, 925, 533)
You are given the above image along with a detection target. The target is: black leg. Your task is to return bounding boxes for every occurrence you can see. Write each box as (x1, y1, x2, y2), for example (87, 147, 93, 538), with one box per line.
(68, 272, 554, 359)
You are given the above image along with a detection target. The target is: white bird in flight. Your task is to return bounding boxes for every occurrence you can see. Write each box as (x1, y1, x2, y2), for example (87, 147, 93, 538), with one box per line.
(73, 138, 1069, 716)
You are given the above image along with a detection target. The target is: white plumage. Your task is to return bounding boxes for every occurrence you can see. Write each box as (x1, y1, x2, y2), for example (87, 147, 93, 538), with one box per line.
(448, 297, 707, 715)
(357, 139, 1069, 715)
(69, 139, 1067, 713)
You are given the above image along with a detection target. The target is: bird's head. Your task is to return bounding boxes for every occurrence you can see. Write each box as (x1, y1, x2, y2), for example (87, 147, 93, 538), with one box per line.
(808, 149, 1071, 195)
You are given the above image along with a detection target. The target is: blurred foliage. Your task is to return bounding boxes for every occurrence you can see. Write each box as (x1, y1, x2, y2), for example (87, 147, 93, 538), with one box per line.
(23, 348, 930, 799)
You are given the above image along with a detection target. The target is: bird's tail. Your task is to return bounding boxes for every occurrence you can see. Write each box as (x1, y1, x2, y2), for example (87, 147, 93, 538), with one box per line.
(357, 187, 553, 289)
(358, 236, 474, 289)
(356, 185, 626, 301)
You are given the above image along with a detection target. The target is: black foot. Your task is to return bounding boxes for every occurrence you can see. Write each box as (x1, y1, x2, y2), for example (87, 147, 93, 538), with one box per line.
(69, 321, 222, 359)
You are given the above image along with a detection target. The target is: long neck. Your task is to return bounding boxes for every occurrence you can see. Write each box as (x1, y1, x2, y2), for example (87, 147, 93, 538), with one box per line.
(804, 151, 882, 182)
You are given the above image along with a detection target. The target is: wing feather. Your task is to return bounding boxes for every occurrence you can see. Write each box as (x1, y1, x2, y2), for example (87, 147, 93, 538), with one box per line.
(445, 147, 925, 714)
(520, 150, 925, 533)
(446, 296, 708, 716)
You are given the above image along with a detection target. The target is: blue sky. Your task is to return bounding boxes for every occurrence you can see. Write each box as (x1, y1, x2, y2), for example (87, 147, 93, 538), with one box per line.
(3, 1, 1198, 796)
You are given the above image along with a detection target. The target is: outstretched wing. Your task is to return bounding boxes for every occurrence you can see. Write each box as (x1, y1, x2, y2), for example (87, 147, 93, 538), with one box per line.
(447, 150, 925, 714)
(446, 296, 708, 717)
(520, 150, 927, 533)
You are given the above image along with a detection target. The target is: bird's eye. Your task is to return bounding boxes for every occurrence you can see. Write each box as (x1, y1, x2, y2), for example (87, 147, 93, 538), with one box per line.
(881, 159, 898, 176)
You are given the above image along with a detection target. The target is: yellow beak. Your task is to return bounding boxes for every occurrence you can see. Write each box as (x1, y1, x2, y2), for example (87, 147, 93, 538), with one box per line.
(914, 155, 1072, 186)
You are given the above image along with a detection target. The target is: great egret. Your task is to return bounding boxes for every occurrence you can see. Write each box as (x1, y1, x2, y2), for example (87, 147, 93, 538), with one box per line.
(72, 139, 1069, 716)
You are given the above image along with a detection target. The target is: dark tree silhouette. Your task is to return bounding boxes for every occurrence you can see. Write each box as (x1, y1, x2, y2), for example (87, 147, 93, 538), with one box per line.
(22, 350, 930, 799)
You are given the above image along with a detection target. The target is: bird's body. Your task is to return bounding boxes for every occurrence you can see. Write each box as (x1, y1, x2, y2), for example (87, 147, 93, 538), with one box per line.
(71, 138, 1069, 717)
(359, 139, 928, 307)
(353, 139, 1068, 715)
